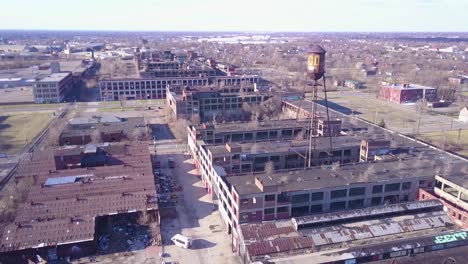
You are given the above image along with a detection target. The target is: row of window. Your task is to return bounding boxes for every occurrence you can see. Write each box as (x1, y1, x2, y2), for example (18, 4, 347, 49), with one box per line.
(264, 195, 409, 217)
(36, 83, 57, 88)
(262, 182, 415, 205)
(35, 88, 57, 93)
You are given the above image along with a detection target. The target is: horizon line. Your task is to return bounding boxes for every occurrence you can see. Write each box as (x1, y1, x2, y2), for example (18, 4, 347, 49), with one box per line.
(1, 29, 468, 34)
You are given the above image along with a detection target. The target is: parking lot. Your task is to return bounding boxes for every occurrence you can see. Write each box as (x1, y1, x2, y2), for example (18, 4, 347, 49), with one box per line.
(155, 152, 240, 264)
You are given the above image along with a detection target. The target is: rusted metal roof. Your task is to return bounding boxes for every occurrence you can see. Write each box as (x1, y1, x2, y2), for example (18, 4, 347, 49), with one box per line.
(0, 143, 157, 253)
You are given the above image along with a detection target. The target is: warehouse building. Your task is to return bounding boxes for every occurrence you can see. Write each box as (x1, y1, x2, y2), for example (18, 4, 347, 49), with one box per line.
(419, 174, 468, 229)
(59, 116, 147, 145)
(201, 137, 360, 174)
(99, 75, 260, 101)
(0, 143, 159, 262)
(33, 72, 74, 103)
(237, 200, 461, 263)
(166, 85, 271, 120)
(187, 119, 312, 171)
(378, 83, 437, 104)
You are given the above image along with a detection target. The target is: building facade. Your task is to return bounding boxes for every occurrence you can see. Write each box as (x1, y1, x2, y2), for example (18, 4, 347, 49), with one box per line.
(419, 175, 468, 228)
(202, 138, 360, 174)
(33, 72, 74, 103)
(378, 83, 437, 104)
(166, 85, 270, 120)
(99, 75, 259, 101)
(206, 161, 434, 252)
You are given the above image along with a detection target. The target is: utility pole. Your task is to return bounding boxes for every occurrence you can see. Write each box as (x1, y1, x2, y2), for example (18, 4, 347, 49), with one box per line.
(458, 128, 462, 145)
(450, 109, 455, 131)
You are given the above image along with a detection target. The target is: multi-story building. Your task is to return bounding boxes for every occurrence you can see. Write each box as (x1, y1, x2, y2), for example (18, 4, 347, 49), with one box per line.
(166, 85, 270, 120)
(99, 75, 260, 101)
(145, 61, 180, 71)
(419, 175, 468, 228)
(378, 83, 437, 104)
(188, 119, 310, 154)
(215, 159, 435, 243)
(33, 72, 74, 103)
(188, 119, 313, 174)
(188, 96, 468, 257)
(202, 136, 360, 174)
(140, 60, 217, 78)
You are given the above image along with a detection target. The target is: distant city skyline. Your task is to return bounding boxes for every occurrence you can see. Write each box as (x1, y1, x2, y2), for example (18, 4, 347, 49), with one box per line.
(1, 0, 467, 32)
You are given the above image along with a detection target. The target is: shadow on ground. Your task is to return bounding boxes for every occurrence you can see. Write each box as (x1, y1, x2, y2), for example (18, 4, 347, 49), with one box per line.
(317, 99, 362, 115)
(190, 238, 217, 250)
(151, 124, 175, 140)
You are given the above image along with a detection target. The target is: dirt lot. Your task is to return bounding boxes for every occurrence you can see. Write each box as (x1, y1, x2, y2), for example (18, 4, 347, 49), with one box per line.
(321, 89, 468, 135)
(417, 129, 468, 157)
(0, 112, 53, 154)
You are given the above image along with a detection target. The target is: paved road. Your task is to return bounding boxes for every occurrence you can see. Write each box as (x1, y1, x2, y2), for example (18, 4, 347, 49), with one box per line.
(158, 153, 240, 264)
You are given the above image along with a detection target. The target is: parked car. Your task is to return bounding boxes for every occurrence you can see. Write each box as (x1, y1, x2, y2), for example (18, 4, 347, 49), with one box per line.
(171, 234, 192, 249)
(168, 158, 175, 168)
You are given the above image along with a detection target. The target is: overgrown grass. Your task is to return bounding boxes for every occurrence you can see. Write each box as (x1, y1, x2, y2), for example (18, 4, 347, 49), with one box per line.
(0, 113, 53, 154)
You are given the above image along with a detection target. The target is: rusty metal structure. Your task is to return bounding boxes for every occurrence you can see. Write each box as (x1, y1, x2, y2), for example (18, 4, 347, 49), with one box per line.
(305, 45, 333, 168)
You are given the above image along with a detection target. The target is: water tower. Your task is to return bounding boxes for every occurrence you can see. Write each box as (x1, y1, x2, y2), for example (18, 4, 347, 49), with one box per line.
(306, 45, 326, 81)
(306, 45, 333, 168)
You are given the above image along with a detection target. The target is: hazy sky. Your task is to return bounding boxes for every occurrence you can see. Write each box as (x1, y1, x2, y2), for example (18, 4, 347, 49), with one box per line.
(1, 0, 467, 32)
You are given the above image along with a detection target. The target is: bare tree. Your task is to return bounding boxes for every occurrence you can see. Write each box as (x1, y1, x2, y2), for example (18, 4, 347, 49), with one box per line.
(90, 129, 102, 143)
(44, 119, 68, 147)
(138, 209, 150, 225)
(264, 161, 275, 174)
(130, 128, 146, 141)
(331, 161, 340, 171)
(191, 114, 201, 124)
(171, 119, 188, 143)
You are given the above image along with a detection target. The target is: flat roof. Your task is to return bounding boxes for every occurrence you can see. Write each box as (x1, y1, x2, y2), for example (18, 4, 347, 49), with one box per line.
(226, 156, 451, 195)
(206, 137, 359, 156)
(61, 116, 144, 138)
(193, 119, 311, 133)
(382, 83, 437, 90)
(36, 72, 71, 83)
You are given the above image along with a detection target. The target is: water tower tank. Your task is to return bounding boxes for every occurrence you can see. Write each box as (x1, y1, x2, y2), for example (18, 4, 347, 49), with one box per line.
(306, 45, 326, 80)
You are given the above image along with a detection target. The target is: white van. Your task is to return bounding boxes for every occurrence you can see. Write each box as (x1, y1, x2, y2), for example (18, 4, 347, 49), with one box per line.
(171, 234, 192, 249)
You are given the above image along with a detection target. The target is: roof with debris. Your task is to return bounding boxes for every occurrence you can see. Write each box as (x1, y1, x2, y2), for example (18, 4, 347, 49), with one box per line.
(240, 201, 459, 262)
(60, 116, 145, 138)
(206, 137, 359, 156)
(225, 155, 442, 195)
(191, 119, 311, 134)
(0, 142, 156, 253)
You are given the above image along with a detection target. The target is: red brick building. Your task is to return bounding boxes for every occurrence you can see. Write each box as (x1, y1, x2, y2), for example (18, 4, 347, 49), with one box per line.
(418, 175, 468, 228)
(378, 83, 437, 104)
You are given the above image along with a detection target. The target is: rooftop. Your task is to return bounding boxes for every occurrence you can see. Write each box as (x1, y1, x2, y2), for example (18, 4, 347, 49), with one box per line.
(205, 137, 359, 156)
(240, 200, 459, 262)
(0, 142, 156, 252)
(36, 72, 71, 83)
(226, 155, 456, 195)
(382, 83, 437, 90)
(61, 116, 145, 138)
(192, 119, 311, 133)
